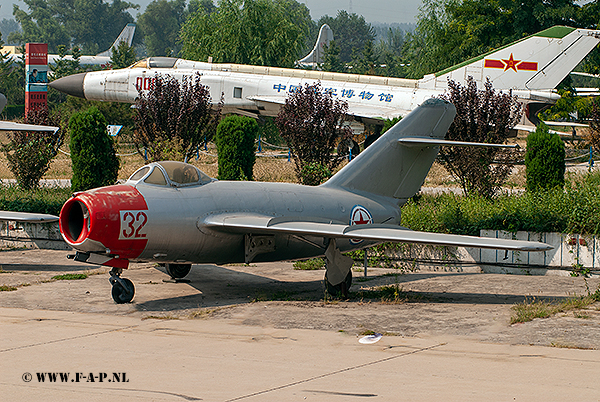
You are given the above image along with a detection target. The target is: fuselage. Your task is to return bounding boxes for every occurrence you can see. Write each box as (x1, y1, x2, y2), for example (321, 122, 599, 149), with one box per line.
(51, 56, 561, 125)
(60, 162, 401, 268)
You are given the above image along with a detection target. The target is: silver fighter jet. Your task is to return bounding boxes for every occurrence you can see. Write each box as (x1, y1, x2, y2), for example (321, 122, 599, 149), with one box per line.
(59, 99, 552, 303)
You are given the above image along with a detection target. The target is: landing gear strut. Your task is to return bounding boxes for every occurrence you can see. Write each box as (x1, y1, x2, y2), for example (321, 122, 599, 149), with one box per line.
(109, 267, 135, 304)
(323, 239, 354, 298)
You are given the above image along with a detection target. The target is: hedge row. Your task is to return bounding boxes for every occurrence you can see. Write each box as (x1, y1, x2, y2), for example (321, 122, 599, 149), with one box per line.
(402, 171, 600, 236)
(0, 185, 71, 216)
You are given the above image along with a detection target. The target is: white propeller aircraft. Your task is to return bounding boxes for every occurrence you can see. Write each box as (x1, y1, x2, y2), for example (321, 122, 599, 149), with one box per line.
(58, 99, 552, 303)
(50, 26, 600, 130)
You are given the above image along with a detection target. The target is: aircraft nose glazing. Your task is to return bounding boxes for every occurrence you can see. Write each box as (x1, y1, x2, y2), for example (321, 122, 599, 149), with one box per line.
(49, 73, 87, 98)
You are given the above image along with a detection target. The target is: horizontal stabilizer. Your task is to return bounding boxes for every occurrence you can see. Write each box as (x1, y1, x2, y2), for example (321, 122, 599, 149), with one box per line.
(0, 121, 59, 132)
(203, 213, 552, 252)
(399, 137, 518, 148)
(0, 211, 59, 222)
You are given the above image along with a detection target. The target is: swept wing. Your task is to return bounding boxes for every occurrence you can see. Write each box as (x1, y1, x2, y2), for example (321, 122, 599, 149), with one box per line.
(203, 214, 552, 252)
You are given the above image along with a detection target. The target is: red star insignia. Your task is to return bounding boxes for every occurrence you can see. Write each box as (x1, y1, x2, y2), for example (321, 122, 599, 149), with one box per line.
(502, 53, 520, 72)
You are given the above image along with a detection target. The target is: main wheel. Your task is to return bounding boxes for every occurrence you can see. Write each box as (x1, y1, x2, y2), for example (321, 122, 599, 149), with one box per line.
(165, 263, 192, 279)
(111, 278, 135, 304)
(324, 270, 352, 298)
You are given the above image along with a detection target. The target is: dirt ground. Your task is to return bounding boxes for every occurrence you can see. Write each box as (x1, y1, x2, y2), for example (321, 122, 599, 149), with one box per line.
(1, 249, 599, 351)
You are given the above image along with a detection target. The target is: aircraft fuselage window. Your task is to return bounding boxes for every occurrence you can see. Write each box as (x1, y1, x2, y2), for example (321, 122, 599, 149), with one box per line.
(144, 166, 167, 185)
(233, 87, 242, 99)
(157, 161, 212, 186)
(129, 166, 150, 181)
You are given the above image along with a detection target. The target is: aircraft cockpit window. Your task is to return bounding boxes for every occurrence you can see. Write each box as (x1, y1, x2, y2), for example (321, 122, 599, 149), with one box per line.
(148, 57, 178, 69)
(144, 166, 168, 185)
(129, 59, 148, 69)
(129, 166, 150, 181)
(157, 161, 212, 186)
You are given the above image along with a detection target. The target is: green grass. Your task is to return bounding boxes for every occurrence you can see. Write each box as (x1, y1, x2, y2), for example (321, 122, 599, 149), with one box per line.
(0, 184, 71, 216)
(293, 258, 324, 270)
(0, 285, 17, 291)
(51, 273, 88, 280)
(351, 284, 424, 303)
(510, 296, 598, 324)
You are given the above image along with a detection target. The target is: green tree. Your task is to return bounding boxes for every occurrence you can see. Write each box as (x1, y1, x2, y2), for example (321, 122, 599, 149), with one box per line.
(180, 0, 312, 67)
(69, 107, 119, 192)
(137, 0, 187, 57)
(133, 73, 221, 162)
(439, 77, 522, 198)
(404, 0, 587, 79)
(275, 82, 351, 185)
(317, 11, 375, 64)
(0, 36, 24, 108)
(525, 123, 565, 192)
(50, 45, 82, 79)
(215, 115, 257, 180)
(11, 0, 137, 54)
(110, 40, 137, 69)
(1, 107, 64, 189)
(321, 41, 345, 73)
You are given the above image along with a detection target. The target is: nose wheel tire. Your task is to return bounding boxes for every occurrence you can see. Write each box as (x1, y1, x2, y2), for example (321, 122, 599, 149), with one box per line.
(165, 263, 192, 279)
(110, 277, 135, 304)
(324, 271, 352, 299)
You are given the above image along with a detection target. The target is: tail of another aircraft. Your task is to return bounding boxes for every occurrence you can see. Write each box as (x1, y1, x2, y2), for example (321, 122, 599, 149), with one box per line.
(295, 24, 334, 67)
(96, 23, 136, 58)
(419, 26, 600, 92)
(322, 98, 456, 203)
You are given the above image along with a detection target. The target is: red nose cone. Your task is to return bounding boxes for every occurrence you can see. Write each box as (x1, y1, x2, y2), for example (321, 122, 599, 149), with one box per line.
(60, 185, 149, 260)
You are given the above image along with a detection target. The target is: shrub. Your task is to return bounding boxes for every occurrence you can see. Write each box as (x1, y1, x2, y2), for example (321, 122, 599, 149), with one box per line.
(299, 162, 331, 186)
(401, 172, 600, 236)
(69, 107, 119, 191)
(525, 123, 565, 192)
(133, 72, 220, 162)
(215, 115, 257, 180)
(438, 77, 521, 198)
(1, 107, 64, 190)
(275, 82, 351, 185)
(0, 185, 71, 216)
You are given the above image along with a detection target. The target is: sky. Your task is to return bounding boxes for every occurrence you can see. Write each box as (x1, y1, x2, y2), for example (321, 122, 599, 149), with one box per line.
(0, 0, 423, 25)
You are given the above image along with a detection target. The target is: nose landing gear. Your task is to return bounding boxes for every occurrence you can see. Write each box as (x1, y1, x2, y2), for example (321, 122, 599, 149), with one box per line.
(109, 267, 135, 303)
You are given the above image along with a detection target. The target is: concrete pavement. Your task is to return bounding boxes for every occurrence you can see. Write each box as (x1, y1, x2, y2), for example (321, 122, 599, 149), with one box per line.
(2, 307, 600, 401)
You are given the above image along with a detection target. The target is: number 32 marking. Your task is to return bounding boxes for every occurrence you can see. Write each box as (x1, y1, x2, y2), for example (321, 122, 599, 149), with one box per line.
(119, 210, 148, 239)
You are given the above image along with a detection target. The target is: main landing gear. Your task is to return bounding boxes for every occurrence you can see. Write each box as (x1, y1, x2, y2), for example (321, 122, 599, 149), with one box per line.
(165, 263, 192, 280)
(109, 267, 135, 304)
(323, 239, 354, 298)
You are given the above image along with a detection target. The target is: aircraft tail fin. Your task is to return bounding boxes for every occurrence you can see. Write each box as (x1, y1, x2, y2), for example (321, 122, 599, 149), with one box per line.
(322, 98, 456, 203)
(96, 23, 136, 58)
(295, 24, 334, 67)
(420, 26, 600, 92)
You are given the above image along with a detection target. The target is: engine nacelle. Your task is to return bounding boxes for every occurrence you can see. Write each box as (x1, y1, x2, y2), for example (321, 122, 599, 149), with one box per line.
(60, 184, 149, 268)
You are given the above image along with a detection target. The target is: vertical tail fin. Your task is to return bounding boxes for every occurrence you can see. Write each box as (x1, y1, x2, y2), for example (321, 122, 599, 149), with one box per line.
(295, 24, 334, 67)
(96, 23, 136, 58)
(323, 98, 456, 203)
(420, 26, 600, 92)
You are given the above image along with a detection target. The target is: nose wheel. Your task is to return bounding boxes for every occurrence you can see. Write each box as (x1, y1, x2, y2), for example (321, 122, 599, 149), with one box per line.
(109, 268, 135, 303)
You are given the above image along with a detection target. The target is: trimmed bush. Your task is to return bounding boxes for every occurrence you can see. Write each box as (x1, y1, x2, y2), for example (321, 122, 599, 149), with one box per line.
(215, 115, 257, 180)
(525, 123, 565, 192)
(1, 107, 64, 189)
(69, 107, 119, 191)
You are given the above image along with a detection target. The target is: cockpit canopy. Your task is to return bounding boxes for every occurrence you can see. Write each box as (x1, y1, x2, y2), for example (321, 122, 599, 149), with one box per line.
(128, 161, 213, 187)
(129, 57, 179, 69)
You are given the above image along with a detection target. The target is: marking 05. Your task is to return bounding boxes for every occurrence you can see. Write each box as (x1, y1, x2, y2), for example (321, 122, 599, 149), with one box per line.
(119, 210, 148, 239)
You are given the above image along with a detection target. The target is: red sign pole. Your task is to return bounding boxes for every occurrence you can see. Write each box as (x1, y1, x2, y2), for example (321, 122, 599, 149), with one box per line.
(25, 43, 48, 116)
